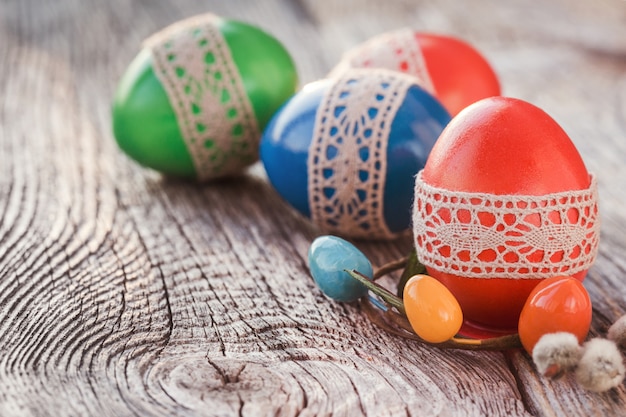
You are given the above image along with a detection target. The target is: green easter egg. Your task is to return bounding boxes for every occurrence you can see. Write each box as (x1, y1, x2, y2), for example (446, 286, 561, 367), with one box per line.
(112, 14, 298, 180)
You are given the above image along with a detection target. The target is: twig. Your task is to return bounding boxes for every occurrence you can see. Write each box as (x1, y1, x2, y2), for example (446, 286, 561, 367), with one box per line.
(361, 297, 522, 351)
(373, 256, 409, 280)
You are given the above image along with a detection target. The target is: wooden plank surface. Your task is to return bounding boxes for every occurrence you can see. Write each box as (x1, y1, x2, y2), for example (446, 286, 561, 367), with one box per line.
(0, 0, 625, 415)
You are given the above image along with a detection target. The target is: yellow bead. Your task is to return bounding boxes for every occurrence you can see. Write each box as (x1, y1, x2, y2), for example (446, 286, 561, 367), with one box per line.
(403, 274, 463, 343)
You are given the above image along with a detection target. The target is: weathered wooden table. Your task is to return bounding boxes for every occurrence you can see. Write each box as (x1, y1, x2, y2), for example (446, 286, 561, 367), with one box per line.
(1, 0, 625, 415)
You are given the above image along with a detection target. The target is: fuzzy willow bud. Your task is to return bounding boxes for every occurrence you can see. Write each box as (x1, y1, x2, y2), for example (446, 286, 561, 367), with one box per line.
(575, 338, 625, 392)
(608, 314, 626, 349)
(532, 332, 582, 378)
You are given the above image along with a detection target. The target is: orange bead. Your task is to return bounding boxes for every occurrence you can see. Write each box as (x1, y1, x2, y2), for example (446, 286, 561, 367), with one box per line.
(518, 276, 592, 354)
(403, 274, 463, 343)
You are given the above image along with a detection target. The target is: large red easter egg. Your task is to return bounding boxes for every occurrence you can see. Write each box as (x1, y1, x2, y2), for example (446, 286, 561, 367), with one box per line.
(330, 29, 500, 116)
(412, 96, 600, 337)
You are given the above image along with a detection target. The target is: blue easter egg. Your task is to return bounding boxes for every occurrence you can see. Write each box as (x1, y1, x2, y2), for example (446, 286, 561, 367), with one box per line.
(261, 69, 451, 239)
(308, 235, 373, 302)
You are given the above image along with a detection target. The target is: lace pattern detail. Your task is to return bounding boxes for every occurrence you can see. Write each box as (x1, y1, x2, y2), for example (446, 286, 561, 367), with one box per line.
(412, 171, 600, 278)
(308, 69, 414, 239)
(331, 28, 434, 95)
(147, 14, 259, 180)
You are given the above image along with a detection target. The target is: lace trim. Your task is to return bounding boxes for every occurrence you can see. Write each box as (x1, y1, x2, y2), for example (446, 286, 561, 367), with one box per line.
(146, 14, 259, 180)
(412, 171, 600, 278)
(330, 28, 434, 95)
(308, 69, 415, 239)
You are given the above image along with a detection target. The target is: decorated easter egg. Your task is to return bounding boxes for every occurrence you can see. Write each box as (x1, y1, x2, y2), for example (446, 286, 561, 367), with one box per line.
(261, 69, 451, 240)
(113, 14, 297, 180)
(403, 274, 463, 343)
(412, 96, 600, 336)
(518, 276, 592, 354)
(308, 235, 373, 302)
(330, 29, 500, 116)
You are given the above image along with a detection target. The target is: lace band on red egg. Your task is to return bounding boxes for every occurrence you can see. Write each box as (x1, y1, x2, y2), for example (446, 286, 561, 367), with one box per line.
(412, 171, 600, 278)
(330, 28, 435, 95)
(308, 69, 415, 239)
(146, 14, 259, 180)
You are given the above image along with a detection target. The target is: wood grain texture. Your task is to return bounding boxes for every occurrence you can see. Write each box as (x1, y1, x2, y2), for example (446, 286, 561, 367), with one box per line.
(0, 0, 625, 416)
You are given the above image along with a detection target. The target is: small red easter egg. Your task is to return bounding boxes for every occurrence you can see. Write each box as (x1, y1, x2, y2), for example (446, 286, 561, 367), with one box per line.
(518, 276, 592, 354)
(412, 96, 600, 336)
(330, 29, 500, 116)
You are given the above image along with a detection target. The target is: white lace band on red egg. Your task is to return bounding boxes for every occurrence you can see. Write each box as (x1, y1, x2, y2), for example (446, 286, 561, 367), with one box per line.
(412, 171, 600, 278)
(308, 69, 415, 239)
(146, 14, 259, 180)
(330, 28, 435, 95)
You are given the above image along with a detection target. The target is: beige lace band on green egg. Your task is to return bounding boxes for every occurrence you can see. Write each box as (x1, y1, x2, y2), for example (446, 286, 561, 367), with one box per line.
(146, 14, 259, 180)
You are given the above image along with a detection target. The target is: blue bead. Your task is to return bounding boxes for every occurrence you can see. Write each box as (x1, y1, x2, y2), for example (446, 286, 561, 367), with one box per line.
(307, 235, 373, 302)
